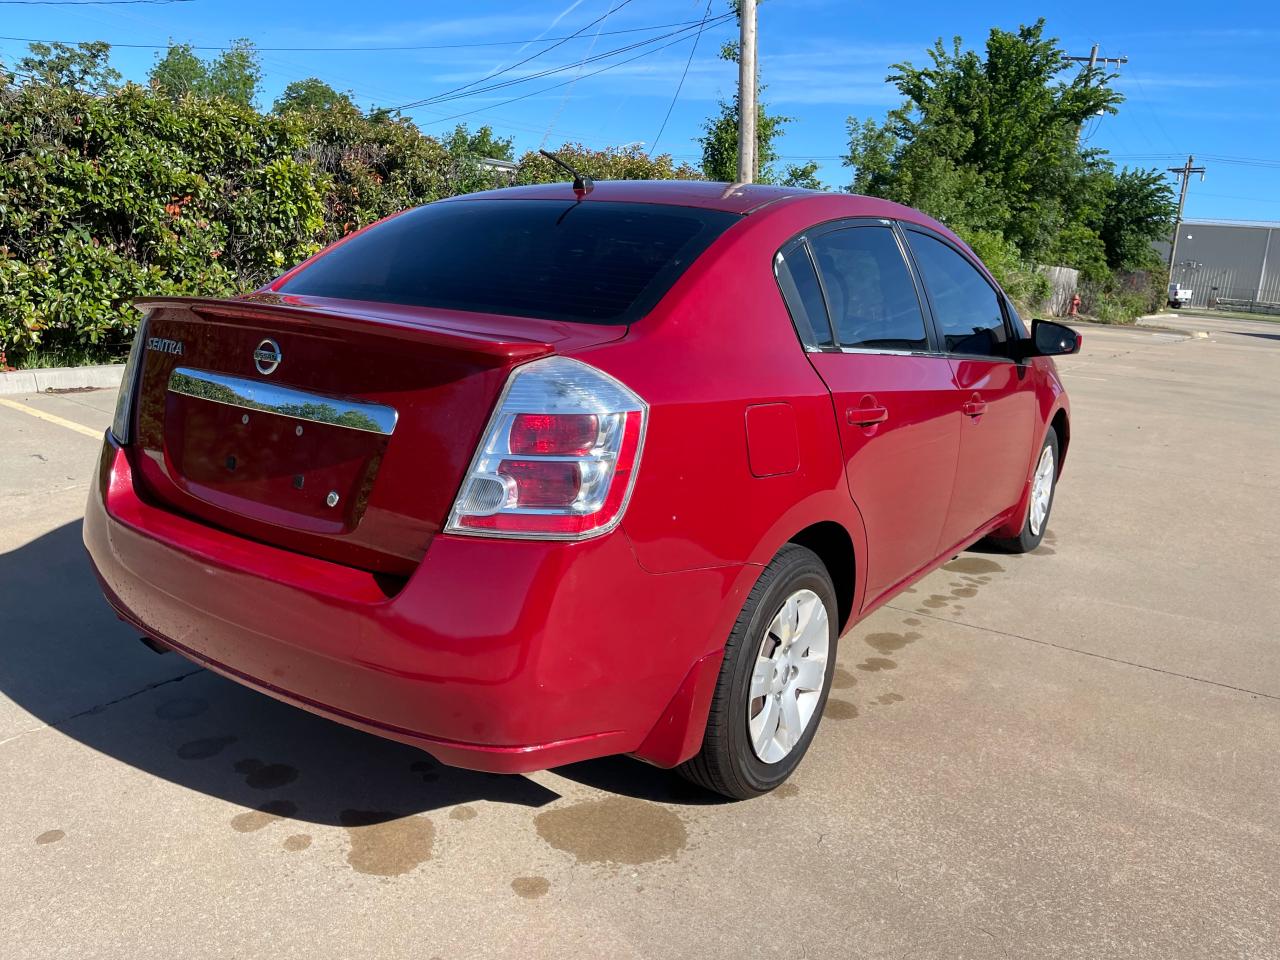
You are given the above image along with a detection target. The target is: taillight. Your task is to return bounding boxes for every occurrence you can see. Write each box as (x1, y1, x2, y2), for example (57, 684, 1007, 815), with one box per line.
(446, 355, 647, 540)
(110, 314, 149, 444)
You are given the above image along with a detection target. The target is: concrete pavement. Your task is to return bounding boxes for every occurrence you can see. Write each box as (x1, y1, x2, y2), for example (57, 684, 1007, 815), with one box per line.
(1, 316, 1277, 959)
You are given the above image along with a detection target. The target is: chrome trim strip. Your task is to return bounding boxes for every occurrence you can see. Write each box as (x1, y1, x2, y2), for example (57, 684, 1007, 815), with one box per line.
(167, 367, 398, 436)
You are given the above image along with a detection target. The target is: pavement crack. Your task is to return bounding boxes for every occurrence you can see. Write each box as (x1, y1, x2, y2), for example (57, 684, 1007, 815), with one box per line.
(0, 667, 205, 749)
(887, 605, 1280, 702)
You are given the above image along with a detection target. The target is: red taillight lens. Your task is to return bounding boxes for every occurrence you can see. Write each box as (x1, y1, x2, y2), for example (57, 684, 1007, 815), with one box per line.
(446, 356, 647, 541)
(497, 459, 581, 507)
(509, 413, 599, 456)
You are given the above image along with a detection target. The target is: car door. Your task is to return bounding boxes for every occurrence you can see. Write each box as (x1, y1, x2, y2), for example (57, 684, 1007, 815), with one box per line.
(901, 226, 1038, 552)
(777, 222, 961, 604)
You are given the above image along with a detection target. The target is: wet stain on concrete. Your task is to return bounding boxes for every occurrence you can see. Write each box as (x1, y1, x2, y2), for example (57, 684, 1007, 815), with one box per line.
(511, 876, 551, 899)
(234, 758, 299, 790)
(856, 657, 897, 672)
(824, 699, 859, 720)
(864, 631, 921, 655)
(902, 618, 922, 627)
(875, 693, 905, 706)
(950, 587, 978, 598)
(533, 797, 687, 865)
(340, 810, 435, 876)
(772, 782, 801, 798)
(943, 558, 1004, 575)
(155, 697, 209, 720)
(1033, 545, 1056, 555)
(35, 829, 64, 845)
(231, 800, 297, 833)
(449, 805, 479, 822)
(283, 834, 312, 852)
(177, 735, 237, 760)
(901, 586, 917, 594)
(923, 595, 949, 609)
(830, 665, 858, 689)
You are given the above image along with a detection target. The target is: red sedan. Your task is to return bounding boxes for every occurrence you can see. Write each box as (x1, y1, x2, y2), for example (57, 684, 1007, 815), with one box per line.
(85, 180, 1078, 799)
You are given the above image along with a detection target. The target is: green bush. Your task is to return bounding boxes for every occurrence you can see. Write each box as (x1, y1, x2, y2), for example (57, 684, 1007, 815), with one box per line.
(0, 80, 702, 366)
(1, 81, 325, 361)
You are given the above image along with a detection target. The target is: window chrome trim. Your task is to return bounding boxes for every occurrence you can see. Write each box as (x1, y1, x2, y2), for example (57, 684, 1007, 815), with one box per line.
(167, 367, 398, 436)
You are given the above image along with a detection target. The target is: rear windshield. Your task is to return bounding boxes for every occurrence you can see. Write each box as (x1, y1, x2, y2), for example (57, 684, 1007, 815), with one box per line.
(278, 198, 738, 325)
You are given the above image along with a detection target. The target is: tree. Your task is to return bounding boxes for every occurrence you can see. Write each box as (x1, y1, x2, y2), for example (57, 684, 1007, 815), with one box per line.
(844, 19, 1174, 284)
(206, 39, 261, 107)
(274, 78, 357, 114)
(781, 160, 823, 190)
(443, 124, 515, 163)
(150, 42, 205, 98)
(1097, 167, 1175, 272)
(18, 41, 119, 94)
(149, 39, 261, 107)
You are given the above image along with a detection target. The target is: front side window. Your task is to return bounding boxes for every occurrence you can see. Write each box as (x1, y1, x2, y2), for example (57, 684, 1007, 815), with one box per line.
(906, 231, 1010, 358)
(807, 227, 928, 352)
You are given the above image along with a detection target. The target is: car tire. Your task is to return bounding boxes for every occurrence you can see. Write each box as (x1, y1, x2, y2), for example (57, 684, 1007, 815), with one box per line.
(677, 543, 839, 800)
(986, 427, 1059, 554)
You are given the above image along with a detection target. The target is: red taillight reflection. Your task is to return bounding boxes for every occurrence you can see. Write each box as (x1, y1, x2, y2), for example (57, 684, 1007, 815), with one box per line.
(509, 413, 599, 456)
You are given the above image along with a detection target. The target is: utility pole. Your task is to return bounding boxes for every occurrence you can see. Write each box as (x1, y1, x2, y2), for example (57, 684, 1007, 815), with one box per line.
(736, 0, 757, 184)
(1066, 44, 1128, 142)
(1166, 154, 1207, 288)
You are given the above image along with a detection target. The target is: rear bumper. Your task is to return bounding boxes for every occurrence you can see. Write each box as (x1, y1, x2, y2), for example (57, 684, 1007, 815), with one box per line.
(84, 436, 747, 773)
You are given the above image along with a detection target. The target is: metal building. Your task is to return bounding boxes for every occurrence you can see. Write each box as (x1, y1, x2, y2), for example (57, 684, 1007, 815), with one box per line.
(1154, 220, 1280, 310)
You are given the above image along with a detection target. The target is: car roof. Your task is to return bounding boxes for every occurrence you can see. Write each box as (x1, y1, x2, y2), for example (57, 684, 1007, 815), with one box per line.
(444, 179, 823, 215)
(444, 179, 949, 226)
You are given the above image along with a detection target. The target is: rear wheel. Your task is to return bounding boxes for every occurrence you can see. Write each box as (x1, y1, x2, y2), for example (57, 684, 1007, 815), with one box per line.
(987, 427, 1059, 553)
(678, 544, 838, 800)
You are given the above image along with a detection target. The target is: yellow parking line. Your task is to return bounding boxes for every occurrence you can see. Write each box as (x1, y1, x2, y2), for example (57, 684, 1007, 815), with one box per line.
(0, 396, 104, 439)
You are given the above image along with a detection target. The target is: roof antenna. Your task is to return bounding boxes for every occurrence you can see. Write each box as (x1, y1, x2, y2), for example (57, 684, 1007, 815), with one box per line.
(539, 149, 594, 198)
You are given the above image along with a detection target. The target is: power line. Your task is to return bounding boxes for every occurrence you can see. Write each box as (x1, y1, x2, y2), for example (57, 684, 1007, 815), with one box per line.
(649, 0, 711, 156)
(393, 13, 732, 111)
(413, 15, 732, 128)
(424, 0, 636, 106)
(0, 20, 707, 53)
(539, 0, 619, 150)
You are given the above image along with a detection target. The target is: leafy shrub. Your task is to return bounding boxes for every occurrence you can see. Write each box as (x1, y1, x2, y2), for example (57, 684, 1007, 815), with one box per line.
(0, 79, 701, 366)
(1, 81, 324, 361)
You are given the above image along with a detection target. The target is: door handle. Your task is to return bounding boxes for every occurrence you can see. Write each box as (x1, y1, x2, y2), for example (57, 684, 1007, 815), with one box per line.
(847, 404, 889, 426)
(961, 395, 988, 418)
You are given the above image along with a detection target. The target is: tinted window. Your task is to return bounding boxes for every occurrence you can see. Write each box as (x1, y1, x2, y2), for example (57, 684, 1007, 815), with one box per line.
(775, 246, 833, 347)
(808, 227, 927, 351)
(279, 200, 737, 325)
(906, 231, 1009, 357)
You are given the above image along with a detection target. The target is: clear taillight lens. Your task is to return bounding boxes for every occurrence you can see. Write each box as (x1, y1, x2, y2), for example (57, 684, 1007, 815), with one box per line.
(446, 355, 647, 540)
(110, 315, 149, 444)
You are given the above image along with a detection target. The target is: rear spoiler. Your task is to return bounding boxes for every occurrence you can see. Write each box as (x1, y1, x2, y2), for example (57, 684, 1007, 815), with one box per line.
(133, 296, 556, 365)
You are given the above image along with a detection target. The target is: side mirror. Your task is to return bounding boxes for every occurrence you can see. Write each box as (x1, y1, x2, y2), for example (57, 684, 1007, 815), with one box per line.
(1022, 319, 1082, 358)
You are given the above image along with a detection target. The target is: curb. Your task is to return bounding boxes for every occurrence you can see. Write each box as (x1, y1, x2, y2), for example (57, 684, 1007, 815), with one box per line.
(0, 363, 125, 396)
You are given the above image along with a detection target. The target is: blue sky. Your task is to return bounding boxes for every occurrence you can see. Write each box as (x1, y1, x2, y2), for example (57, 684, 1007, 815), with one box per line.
(3, 0, 1276, 223)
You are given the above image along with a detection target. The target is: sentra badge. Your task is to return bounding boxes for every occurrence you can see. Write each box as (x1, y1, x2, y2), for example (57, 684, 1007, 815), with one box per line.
(147, 337, 184, 356)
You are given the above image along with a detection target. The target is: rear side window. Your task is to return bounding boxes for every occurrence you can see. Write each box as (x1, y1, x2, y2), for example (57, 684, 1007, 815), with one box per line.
(775, 246, 833, 347)
(279, 199, 738, 325)
(905, 231, 1010, 358)
(808, 227, 928, 351)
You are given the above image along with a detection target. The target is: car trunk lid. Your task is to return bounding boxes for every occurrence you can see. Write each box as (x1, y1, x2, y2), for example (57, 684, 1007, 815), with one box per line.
(128, 294, 624, 575)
